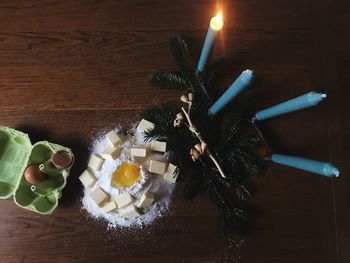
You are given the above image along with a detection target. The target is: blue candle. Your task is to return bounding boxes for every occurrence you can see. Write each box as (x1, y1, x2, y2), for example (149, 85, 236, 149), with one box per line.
(197, 13, 223, 72)
(255, 91, 327, 121)
(271, 154, 339, 177)
(208, 69, 254, 116)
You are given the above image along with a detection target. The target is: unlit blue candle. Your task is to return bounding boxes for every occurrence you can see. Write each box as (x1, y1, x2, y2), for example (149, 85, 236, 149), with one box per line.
(209, 70, 254, 116)
(255, 91, 327, 121)
(271, 154, 339, 177)
(197, 13, 223, 72)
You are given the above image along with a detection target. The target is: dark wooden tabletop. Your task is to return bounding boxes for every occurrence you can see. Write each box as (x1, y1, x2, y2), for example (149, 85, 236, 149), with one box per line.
(0, 0, 349, 262)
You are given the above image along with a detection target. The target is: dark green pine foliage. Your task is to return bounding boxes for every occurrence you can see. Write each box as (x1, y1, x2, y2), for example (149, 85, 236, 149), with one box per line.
(142, 37, 263, 236)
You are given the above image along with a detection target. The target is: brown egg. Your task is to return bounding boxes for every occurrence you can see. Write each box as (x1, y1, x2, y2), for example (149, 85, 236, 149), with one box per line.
(51, 151, 73, 169)
(24, 164, 47, 184)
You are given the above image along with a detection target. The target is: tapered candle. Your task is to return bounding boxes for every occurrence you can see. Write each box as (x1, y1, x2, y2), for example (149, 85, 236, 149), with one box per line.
(255, 91, 327, 121)
(197, 13, 224, 72)
(208, 69, 254, 116)
(271, 154, 339, 177)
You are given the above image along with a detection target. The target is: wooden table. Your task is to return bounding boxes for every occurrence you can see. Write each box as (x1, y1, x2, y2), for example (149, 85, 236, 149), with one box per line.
(0, 1, 348, 262)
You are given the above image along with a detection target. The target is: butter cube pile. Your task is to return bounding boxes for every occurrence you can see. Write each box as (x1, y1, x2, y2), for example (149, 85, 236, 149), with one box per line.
(79, 120, 179, 219)
(135, 120, 178, 184)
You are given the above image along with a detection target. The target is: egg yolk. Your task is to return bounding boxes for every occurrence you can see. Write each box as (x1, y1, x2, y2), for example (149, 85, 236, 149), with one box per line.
(111, 162, 140, 188)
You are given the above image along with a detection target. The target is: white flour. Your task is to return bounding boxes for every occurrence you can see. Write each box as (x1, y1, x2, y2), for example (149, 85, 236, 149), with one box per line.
(82, 127, 175, 228)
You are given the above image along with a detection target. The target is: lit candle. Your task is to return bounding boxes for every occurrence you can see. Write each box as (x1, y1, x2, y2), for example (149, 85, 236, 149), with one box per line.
(271, 154, 339, 177)
(255, 91, 327, 121)
(208, 69, 254, 116)
(197, 13, 224, 72)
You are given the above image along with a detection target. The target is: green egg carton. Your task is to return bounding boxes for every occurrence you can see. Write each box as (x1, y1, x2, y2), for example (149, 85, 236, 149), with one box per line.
(0, 126, 74, 214)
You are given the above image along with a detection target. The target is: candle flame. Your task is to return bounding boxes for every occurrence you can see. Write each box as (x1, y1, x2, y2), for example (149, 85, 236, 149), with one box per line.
(210, 12, 224, 31)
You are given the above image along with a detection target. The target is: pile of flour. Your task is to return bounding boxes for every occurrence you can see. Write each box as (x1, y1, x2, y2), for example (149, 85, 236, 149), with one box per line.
(82, 127, 175, 228)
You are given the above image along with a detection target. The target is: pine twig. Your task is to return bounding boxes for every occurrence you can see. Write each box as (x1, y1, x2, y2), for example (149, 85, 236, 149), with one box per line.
(150, 72, 188, 90)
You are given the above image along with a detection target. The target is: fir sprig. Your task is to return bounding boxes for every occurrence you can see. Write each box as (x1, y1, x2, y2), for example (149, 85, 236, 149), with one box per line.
(169, 37, 194, 81)
(150, 72, 188, 90)
(141, 37, 262, 236)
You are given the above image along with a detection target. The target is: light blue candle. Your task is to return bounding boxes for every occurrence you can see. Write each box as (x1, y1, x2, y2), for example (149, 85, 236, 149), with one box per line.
(208, 69, 254, 116)
(255, 91, 327, 121)
(197, 13, 223, 72)
(271, 154, 339, 177)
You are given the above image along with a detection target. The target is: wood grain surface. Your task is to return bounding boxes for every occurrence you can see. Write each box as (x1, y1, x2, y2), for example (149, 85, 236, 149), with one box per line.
(0, 0, 349, 262)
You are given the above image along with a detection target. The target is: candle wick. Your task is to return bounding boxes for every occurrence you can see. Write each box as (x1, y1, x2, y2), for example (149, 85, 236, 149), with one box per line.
(333, 169, 340, 177)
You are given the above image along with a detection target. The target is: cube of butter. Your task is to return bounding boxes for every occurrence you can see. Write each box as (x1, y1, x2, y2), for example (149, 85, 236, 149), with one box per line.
(79, 170, 96, 187)
(137, 119, 155, 133)
(88, 154, 104, 171)
(106, 130, 121, 147)
(150, 140, 167, 153)
(101, 147, 120, 160)
(114, 192, 134, 208)
(138, 192, 155, 208)
(164, 163, 178, 183)
(131, 147, 147, 158)
(121, 205, 140, 219)
(89, 186, 109, 206)
(100, 200, 117, 213)
(148, 160, 167, 174)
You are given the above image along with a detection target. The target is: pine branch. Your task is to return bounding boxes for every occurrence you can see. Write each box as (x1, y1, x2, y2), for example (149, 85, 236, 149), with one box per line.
(227, 148, 261, 177)
(203, 57, 226, 86)
(219, 113, 244, 145)
(183, 164, 205, 200)
(235, 184, 252, 200)
(169, 37, 194, 81)
(141, 102, 180, 141)
(150, 72, 188, 90)
(206, 166, 252, 201)
(204, 176, 248, 236)
(230, 88, 259, 113)
(235, 133, 261, 149)
(144, 36, 263, 236)
(168, 149, 188, 181)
